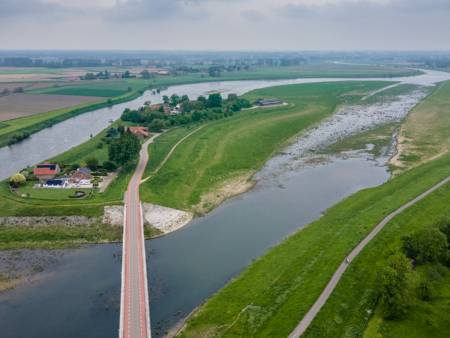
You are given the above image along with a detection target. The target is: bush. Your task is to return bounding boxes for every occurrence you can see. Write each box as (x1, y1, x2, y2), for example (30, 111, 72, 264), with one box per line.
(103, 161, 118, 172)
(402, 228, 448, 264)
(378, 252, 413, 319)
(9, 173, 26, 188)
(85, 157, 99, 170)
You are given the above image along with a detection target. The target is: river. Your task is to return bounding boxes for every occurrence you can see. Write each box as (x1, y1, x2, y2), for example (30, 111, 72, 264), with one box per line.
(1, 69, 449, 180)
(1, 70, 450, 337)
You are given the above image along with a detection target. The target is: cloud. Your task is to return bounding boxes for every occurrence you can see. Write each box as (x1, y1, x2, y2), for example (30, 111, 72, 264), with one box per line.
(0, 0, 449, 50)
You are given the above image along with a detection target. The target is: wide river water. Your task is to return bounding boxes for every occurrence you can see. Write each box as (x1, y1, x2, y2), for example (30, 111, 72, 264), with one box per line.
(1, 70, 450, 337)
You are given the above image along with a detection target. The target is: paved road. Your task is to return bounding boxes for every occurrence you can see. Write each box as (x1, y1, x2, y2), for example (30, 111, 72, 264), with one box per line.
(288, 175, 450, 338)
(120, 136, 158, 338)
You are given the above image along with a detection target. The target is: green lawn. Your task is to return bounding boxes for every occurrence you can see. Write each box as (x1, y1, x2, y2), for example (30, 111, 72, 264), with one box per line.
(140, 81, 389, 212)
(178, 148, 450, 338)
(14, 182, 91, 201)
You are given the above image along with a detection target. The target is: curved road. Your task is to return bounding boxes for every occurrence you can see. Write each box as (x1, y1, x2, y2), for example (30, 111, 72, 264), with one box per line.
(120, 135, 159, 338)
(288, 174, 450, 338)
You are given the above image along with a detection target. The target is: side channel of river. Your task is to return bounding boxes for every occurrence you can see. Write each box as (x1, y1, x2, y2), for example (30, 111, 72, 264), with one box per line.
(1, 70, 450, 338)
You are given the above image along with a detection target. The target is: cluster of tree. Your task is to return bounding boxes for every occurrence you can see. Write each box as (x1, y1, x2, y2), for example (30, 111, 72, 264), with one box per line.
(108, 130, 141, 166)
(1, 87, 23, 96)
(377, 224, 449, 319)
(121, 93, 251, 132)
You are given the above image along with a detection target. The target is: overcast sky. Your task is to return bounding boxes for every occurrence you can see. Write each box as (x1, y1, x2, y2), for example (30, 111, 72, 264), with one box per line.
(0, 0, 449, 50)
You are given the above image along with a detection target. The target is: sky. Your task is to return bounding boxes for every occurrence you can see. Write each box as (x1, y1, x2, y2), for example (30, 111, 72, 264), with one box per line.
(0, 0, 449, 50)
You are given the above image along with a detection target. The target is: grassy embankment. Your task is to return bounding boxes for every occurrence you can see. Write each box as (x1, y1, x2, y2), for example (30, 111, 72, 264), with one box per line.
(0, 64, 421, 147)
(140, 81, 390, 213)
(177, 81, 450, 338)
(391, 80, 450, 174)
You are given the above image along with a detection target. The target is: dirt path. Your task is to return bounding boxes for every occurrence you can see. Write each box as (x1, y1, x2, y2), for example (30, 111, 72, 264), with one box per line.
(288, 174, 450, 338)
(141, 125, 206, 183)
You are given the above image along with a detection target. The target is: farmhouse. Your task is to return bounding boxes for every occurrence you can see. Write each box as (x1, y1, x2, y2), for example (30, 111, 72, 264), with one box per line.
(150, 103, 170, 114)
(256, 98, 284, 107)
(127, 126, 150, 139)
(69, 168, 93, 184)
(33, 163, 60, 181)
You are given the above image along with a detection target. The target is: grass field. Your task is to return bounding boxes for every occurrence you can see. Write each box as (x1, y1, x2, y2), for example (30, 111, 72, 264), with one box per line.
(144, 126, 200, 177)
(391, 80, 450, 173)
(140, 81, 390, 212)
(14, 182, 91, 200)
(178, 148, 450, 338)
(29, 79, 150, 97)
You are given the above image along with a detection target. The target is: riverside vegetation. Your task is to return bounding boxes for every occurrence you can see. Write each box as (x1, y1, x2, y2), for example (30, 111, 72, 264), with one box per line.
(177, 81, 450, 338)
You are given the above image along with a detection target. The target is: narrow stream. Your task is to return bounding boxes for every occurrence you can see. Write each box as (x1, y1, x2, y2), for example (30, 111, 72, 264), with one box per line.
(1, 70, 450, 338)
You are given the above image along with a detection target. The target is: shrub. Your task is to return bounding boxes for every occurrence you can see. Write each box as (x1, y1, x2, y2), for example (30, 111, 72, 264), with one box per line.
(378, 252, 413, 319)
(9, 173, 26, 188)
(103, 161, 118, 172)
(402, 228, 448, 264)
(85, 157, 99, 170)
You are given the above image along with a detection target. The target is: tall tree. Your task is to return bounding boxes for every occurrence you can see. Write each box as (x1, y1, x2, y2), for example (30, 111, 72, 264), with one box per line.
(108, 131, 140, 165)
(378, 253, 413, 319)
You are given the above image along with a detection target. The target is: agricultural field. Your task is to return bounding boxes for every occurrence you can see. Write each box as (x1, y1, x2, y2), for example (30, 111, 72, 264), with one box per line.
(140, 81, 390, 212)
(29, 78, 150, 97)
(391, 80, 450, 174)
(223, 63, 422, 80)
(0, 93, 103, 122)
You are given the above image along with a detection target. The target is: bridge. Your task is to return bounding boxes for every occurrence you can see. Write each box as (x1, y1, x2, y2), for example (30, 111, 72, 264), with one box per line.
(119, 137, 156, 338)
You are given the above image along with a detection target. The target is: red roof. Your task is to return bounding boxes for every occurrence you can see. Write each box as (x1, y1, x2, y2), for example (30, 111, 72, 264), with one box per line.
(33, 163, 59, 176)
(34, 168, 58, 176)
(128, 126, 150, 137)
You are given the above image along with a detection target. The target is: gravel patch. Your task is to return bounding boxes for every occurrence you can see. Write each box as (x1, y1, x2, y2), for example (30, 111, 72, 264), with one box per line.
(143, 203, 193, 234)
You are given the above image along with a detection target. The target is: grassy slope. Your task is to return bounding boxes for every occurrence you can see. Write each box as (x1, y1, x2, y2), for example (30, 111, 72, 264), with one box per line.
(392, 80, 450, 173)
(178, 149, 450, 338)
(144, 126, 199, 177)
(140, 81, 389, 211)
